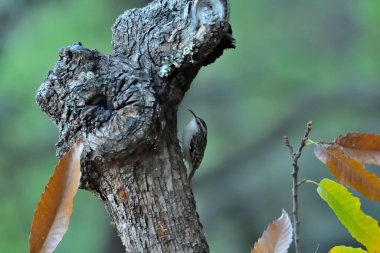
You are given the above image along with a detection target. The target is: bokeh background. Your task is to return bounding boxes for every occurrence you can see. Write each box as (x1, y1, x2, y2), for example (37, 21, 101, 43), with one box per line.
(1, 0, 380, 252)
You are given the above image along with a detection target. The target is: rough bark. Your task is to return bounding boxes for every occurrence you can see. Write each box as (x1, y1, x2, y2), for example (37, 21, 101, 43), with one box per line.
(35, 0, 234, 252)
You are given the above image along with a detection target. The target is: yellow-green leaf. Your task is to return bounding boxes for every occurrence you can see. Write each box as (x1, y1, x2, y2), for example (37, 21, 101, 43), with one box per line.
(317, 179, 380, 253)
(329, 246, 368, 253)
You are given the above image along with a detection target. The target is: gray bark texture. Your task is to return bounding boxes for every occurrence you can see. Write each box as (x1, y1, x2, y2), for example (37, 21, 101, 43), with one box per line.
(35, 0, 234, 252)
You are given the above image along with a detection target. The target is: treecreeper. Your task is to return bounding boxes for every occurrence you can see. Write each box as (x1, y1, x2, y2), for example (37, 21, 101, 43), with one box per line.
(35, 0, 234, 252)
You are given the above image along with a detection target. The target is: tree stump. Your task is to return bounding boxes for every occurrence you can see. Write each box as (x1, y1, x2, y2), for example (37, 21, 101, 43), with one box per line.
(36, 0, 234, 252)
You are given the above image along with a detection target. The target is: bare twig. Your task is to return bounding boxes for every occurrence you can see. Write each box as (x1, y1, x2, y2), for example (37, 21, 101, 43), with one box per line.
(314, 244, 320, 253)
(283, 121, 313, 253)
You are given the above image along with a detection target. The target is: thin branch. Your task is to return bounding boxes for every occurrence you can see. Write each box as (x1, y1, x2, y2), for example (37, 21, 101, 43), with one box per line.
(283, 121, 313, 253)
(314, 244, 320, 253)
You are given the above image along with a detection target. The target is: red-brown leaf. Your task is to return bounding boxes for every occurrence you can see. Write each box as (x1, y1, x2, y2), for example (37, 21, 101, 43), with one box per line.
(335, 132, 380, 165)
(29, 140, 83, 253)
(315, 144, 380, 202)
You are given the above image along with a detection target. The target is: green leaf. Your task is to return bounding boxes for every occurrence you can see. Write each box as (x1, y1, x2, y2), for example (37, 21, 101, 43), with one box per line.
(329, 246, 368, 253)
(317, 179, 380, 253)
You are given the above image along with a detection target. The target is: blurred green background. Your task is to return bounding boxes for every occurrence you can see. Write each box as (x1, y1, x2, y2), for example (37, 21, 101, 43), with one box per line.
(1, 0, 380, 252)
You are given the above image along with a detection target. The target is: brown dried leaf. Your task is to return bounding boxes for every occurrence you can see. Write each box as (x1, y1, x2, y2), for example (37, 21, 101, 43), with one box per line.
(335, 133, 380, 165)
(315, 144, 380, 202)
(29, 140, 83, 253)
(251, 210, 293, 253)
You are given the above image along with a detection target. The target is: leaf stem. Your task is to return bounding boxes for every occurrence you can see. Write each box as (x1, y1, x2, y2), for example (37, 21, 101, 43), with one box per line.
(306, 139, 319, 146)
(305, 179, 319, 186)
(297, 179, 307, 187)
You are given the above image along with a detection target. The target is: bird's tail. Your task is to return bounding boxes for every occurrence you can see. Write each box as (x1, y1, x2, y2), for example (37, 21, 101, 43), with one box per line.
(188, 165, 196, 182)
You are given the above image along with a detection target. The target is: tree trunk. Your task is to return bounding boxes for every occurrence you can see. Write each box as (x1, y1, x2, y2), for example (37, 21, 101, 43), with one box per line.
(35, 0, 234, 252)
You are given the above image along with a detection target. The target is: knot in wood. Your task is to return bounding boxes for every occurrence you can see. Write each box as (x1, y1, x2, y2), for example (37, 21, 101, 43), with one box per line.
(36, 42, 160, 164)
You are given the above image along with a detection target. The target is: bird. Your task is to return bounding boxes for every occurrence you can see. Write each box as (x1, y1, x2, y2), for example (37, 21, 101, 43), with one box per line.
(182, 109, 208, 182)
